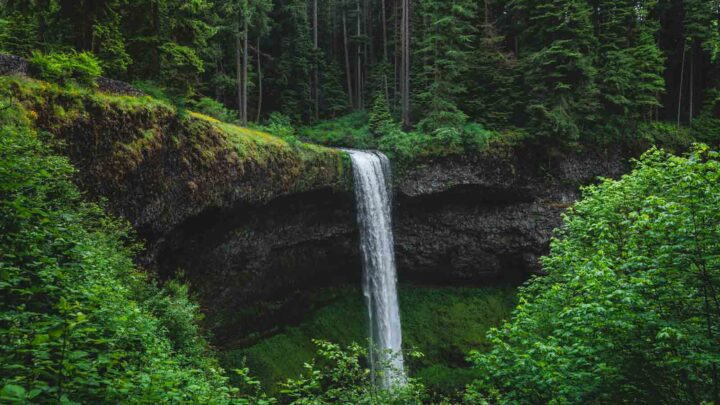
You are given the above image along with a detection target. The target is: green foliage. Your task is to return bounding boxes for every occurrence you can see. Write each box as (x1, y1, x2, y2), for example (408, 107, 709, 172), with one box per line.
(465, 25, 521, 129)
(300, 112, 374, 149)
(319, 60, 350, 118)
(0, 13, 40, 56)
(692, 87, 720, 144)
(415, 0, 477, 135)
(192, 96, 238, 123)
(369, 92, 398, 137)
(224, 286, 516, 398)
(257, 112, 301, 146)
(594, 0, 665, 136)
(274, 0, 313, 122)
(278, 340, 427, 404)
(28, 51, 102, 87)
(469, 146, 720, 403)
(515, 0, 599, 142)
(637, 121, 694, 150)
(0, 91, 239, 403)
(159, 42, 206, 98)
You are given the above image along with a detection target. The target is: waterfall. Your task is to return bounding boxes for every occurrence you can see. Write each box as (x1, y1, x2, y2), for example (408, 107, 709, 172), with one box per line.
(346, 150, 406, 389)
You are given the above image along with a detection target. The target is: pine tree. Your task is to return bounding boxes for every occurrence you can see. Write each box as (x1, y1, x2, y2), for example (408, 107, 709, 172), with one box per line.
(593, 0, 664, 136)
(275, 0, 314, 122)
(369, 91, 396, 136)
(515, 0, 599, 141)
(465, 0, 521, 129)
(415, 0, 477, 134)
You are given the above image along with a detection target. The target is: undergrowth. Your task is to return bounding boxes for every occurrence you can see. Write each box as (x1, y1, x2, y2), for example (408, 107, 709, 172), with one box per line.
(222, 285, 517, 399)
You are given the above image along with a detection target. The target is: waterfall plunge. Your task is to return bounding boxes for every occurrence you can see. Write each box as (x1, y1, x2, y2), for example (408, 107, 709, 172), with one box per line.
(346, 150, 406, 389)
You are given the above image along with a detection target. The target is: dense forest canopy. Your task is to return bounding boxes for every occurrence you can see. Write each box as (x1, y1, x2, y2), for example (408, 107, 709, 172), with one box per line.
(1, 0, 719, 144)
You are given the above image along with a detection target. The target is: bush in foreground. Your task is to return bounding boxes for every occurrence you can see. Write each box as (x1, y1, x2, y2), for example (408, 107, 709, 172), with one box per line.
(0, 95, 236, 403)
(469, 145, 720, 404)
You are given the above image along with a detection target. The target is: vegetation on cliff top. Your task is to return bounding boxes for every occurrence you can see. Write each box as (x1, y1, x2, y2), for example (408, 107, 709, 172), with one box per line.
(2, 0, 718, 155)
(1, 72, 351, 209)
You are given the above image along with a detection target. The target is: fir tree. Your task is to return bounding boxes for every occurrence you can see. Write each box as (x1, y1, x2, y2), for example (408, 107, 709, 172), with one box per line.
(593, 0, 664, 136)
(369, 91, 397, 136)
(415, 0, 477, 134)
(515, 0, 599, 141)
(274, 0, 314, 122)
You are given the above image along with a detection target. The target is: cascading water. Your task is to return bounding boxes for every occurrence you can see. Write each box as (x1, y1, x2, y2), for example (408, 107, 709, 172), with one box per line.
(346, 150, 406, 389)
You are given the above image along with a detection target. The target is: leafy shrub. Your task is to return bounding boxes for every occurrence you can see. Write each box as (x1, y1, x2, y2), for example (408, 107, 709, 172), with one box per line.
(192, 97, 238, 123)
(300, 111, 373, 149)
(257, 112, 301, 146)
(0, 98, 237, 403)
(278, 340, 427, 404)
(692, 88, 720, 145)
(637, 121, 694, 151)
(469, 146, 720, 404)
(28, 51, 102, 87)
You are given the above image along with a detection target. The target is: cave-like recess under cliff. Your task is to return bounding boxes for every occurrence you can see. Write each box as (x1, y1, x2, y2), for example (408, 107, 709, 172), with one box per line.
(8, 74, 633, 343)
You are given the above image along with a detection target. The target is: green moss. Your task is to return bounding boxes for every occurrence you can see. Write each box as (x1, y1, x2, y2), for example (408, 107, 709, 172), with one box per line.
(0, 75, 352, 201)
(222, 284, 517, 396)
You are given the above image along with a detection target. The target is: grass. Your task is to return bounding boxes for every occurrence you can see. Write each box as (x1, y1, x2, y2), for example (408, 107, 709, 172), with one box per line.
(221, 284, 517, 397)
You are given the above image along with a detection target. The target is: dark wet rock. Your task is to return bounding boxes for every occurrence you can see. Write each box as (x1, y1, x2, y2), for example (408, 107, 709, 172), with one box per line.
(0, 54, 29, 76)
(96, 77, 144, 96)
(393, 146, 629, 283)
(150, 142, 631, 343)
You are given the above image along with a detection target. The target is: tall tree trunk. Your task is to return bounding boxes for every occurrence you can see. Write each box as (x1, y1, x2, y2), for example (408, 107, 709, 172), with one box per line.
(152, 1, 161, 77)
(356, 0, 363, 109)
(401, 0, 410, 128)
(484, 0, 489, 27)
(677, 44, 686, 129)
(381, 0, 388, 61)
(236, 21, 243, 121)
(689, 47, 694, 126)
(242, 18, 249, 126)
(313, 0, 319, 120)
(342, 9, 354, 107)
(256, 36, 263, 122)
(394, 0, 400, 104)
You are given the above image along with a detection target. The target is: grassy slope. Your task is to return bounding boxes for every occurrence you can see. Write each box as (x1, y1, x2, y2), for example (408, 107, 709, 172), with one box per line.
(223, 285, 517, 396)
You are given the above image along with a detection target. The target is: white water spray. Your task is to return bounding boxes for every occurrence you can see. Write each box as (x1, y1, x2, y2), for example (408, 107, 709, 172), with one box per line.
(346, 150, 406, 389)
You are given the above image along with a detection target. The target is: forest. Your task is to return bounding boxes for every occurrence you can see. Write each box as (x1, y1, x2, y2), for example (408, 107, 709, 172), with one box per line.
(1, 0, 720, 404)
(1, 0, 719, 147)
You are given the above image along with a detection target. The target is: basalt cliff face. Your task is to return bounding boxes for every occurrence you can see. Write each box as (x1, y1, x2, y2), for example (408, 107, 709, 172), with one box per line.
(155, 143, 630, 343)
(393, 147, 628, 283)
(5, 73, 631, 343)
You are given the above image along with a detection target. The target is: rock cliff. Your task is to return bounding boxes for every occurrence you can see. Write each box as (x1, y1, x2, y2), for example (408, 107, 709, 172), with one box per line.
(3, 73, 632, 343)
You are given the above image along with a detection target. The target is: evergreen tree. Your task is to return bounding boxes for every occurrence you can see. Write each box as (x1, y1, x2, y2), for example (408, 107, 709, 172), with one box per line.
(594, 0, 665, 137)
(369, 91, 396, 136)
(465, 0, 521, 129)
(515, 0, 599, 141)
(121, 0, 215, 94)
(320, 60, 351, 118)
(274, 0, 314, 122)
(415, 0, 477, 134)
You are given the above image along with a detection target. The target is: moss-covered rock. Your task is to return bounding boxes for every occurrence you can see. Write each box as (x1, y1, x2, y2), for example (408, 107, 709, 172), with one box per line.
(1, 75, 354, 343)
(2, 75, 351, 251)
